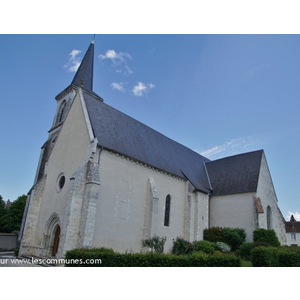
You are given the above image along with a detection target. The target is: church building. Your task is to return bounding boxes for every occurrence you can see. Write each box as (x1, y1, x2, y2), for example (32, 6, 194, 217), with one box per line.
(19, 39, 287, 259)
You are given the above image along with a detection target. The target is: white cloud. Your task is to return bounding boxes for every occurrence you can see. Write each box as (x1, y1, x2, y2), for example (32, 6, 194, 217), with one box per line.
(132, 82, 155, 97)
(99, 49, 133, 74)
(286, 211, 300, 221)
(199, 136, 255, 159)
(111, 82, 126, 93)
(64, 49, 82, 72)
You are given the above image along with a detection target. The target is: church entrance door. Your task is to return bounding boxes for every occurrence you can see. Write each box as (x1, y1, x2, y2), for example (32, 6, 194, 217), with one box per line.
(52, 225, 60, 256)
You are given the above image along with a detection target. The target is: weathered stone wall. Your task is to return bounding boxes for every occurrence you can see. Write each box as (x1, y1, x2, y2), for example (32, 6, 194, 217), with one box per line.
(19, 177, 46, 257)
(256, 153, 287, 244)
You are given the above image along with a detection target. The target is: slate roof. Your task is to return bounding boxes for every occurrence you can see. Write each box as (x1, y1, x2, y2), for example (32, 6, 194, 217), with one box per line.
(71, 41, 94, 92)
(83, 90, 211, 193)
(64, 39, 266, 196)
(205, 150, 263, 196)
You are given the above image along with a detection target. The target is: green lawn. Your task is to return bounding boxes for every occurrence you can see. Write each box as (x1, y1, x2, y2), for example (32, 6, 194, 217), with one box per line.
(241, 260, 252, 267)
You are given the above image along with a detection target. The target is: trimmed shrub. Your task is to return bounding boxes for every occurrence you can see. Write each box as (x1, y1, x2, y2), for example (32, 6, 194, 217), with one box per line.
(193, 240, 215, 254)
(250, 246, 279, 267)
(277, 247, 300, 267)
(253, 229, 280, 247)
(203, 227, 223, 243)
(222, 227, 246, 251)
(253, 241, 271, 248)
(240, 243, 254, 260)
(251, 246, 300, 267)
(65, 247, 241, 267)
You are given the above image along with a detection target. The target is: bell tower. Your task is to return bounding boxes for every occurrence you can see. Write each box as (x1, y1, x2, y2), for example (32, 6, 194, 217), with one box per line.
(34, 37, 102, 184)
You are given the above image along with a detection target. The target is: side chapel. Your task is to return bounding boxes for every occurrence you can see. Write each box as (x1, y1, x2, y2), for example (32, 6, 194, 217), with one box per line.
(19, 39, 287, 258)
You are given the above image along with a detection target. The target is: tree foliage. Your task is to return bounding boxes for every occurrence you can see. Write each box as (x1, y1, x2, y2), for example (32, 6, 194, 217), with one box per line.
(0, 194, 27, 234)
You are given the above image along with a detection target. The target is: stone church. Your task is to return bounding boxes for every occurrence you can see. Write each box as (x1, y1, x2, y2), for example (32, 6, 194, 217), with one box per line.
(19, 39, 286, 259)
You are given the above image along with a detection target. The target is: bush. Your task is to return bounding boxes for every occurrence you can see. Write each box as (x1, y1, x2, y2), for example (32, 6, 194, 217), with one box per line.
(250, 246, 279, 267)
(222, 227, 246, 251)
(253, 229, 280, 247)
(240, 243, 254, 260)
(203, 227, 223, 243)
(193, 240, 215, 254)
(253, 241, 271, 248)
(65, 247, 241, 267)
(141, 235, 167, 254)
(277, 247, 300, 267)
(172, 236, 194, 255)
(204, 227, 246, 251)
(214, 242, 231, 253)
(251, 246, 300, 267)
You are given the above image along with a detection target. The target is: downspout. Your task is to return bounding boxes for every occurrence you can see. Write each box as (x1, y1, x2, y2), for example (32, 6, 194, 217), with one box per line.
(204, 162, 213, 228)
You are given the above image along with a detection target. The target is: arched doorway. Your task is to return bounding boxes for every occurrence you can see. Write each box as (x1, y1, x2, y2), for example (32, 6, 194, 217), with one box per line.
(52, 225, 60, 256)
(43, 213, 61, 257)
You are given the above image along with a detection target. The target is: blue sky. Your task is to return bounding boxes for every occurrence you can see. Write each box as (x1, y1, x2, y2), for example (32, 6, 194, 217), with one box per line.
(0, 34, 299, 221)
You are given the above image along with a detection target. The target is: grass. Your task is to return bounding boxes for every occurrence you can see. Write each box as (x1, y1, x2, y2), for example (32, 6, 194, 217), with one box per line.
(241, 260, 253, 267)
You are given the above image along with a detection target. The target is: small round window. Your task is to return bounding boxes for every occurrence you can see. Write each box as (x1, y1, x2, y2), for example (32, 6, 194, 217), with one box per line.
(57, 174, 66, 192)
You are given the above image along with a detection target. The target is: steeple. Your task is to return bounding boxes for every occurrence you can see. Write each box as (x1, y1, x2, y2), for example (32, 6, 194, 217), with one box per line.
(71, 39, 95, 92)
(55, 36, 103, 102)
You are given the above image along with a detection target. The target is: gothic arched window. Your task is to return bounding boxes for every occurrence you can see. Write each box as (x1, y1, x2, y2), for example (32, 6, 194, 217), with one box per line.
(164, 194, 171, 227)
(57, 101, 66, 124)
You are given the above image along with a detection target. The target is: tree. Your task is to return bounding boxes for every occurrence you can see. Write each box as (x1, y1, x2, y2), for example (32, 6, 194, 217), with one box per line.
(0, 195, 27, 233)
(0, 195, 7, 232)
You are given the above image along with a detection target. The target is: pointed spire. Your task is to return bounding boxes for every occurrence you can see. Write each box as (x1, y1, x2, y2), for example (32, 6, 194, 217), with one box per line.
(71, 39, 94, 92)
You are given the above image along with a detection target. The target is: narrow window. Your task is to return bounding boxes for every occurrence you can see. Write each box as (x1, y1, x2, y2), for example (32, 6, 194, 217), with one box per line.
(57, 101, 66, 124)
(267, 206, 272, 230)
(164, 194, 171, 227)
(291, 233, 296, 241)
(59, 176, 65, 190)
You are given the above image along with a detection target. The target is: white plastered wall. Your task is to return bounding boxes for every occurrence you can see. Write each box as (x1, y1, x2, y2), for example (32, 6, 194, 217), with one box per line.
(20, 90, 92, 257)
(209, 192, 257, 242)
(92, 149, 200, 253)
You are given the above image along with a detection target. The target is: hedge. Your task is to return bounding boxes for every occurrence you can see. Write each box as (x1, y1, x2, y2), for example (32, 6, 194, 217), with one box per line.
(64, 248, 241, 267)
(250, 246, 300, 267)
(253, 229, 280, 247)
(278, 247, 300, 267)
(203, 227, 246, 251)
(250, 247, 279, 267)
(172, 238, 215, 255)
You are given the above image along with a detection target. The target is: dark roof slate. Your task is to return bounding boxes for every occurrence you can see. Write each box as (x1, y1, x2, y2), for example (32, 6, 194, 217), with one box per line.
(83, 90, 211, 193)
(66, 39, 267, 197)
(71, 41, 94, 92)
(205, 150, 263, 196)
